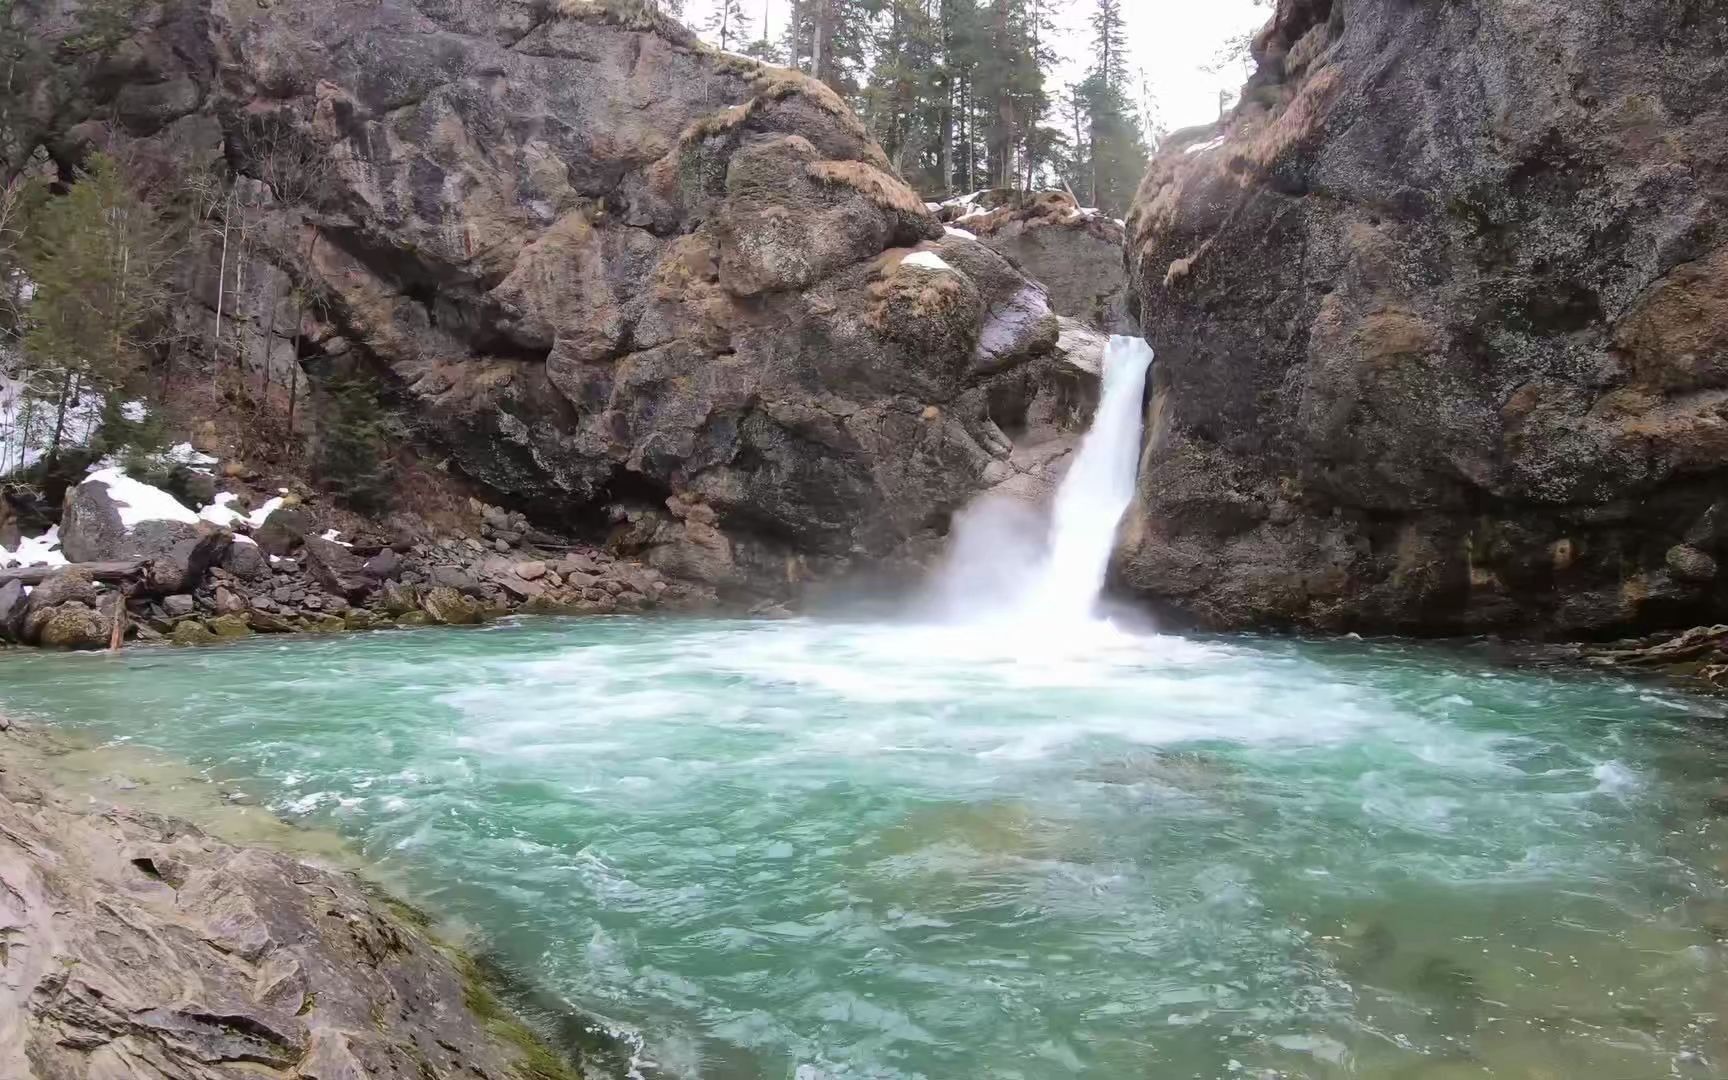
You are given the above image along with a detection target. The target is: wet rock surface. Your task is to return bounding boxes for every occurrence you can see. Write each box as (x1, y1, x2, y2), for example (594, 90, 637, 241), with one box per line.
(1122, 0, 1728, 635)
(0, 727, 584, 1080)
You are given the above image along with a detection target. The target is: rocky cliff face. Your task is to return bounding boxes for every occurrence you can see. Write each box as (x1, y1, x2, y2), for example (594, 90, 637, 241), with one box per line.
(1123, 0, 1728, 635)
(17, 0, 1096, 599)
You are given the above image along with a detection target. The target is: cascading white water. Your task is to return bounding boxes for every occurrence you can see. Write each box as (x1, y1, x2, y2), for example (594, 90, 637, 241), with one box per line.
(930, 335, 1153, 624)
(1024, 335, 1154, 620)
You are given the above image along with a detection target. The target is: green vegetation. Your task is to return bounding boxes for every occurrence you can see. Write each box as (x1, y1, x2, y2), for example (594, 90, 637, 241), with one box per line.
(454, 952, 586, 1080)
(312, 374, 394, 513)
(741, 0, 1153, 214)
(4, 153, 177, 480)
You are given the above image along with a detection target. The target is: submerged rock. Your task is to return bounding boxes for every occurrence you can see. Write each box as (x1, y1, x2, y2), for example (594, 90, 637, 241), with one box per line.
(1123, 0, 1728, 635)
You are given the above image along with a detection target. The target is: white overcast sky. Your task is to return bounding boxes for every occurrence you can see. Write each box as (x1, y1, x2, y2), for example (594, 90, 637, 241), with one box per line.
(675, 0, 1272, 132)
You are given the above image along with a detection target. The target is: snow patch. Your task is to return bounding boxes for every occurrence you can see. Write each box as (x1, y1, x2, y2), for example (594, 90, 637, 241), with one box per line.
(0, 525, 67, 569)
(198, 491, 246, 527)
(1185, 134, 1228, 156)
(319, 528, 352, 548)
(0, 372, 104, 479)
(164, 442, 219, 472)
(943, 226, 976, 239)
(83, 467, 201, 527)
(120, 400, 149, 422)
(902, 251, 954, 273)
(247, 496, 286, 528)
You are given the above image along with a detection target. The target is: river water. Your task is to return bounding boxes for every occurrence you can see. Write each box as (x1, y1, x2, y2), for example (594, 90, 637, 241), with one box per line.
(7, 339, 1728, 1076)
(3, 618, 1728, 1078)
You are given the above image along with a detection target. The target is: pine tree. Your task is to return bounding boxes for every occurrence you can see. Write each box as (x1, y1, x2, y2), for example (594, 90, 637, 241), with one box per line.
(702, 0, 752, 52)
(314, 374, 393, 513)
(740, 0, 781, 62)
(1090, 0, 1129, 90)
(784, 0, 884, 101)
(20, 153, 175, 475)
(1048, 0, 1146, 215)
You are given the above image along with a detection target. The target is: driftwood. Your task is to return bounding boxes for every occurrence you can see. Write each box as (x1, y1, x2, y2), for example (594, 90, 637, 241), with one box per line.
(0, 561, 145, 587)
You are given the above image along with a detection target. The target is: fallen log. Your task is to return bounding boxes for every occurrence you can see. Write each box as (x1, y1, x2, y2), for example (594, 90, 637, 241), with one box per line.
(0, 561, 146, 587)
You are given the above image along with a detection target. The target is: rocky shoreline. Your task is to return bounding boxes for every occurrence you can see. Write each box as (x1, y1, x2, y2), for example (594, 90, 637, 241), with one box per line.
(2, 469, 723, 651)
(0, 718, 631, 1080)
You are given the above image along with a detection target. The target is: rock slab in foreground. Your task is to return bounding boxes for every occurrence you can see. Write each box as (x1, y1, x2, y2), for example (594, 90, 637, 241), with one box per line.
(0, 736, 579, 1079)
(1123, 0, 1728, 635)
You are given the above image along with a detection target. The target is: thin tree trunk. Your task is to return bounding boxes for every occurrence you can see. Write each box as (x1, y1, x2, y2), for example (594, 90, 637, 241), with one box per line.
(810, 0, 825, 83)
(261, 273, 278, 401)
(288, 227, 322, 437)
(44, 371, 75, 477)
(211, 187, 233, 364)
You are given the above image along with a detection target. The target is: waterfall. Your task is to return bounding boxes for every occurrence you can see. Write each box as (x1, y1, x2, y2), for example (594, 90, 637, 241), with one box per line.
(930, 335, 1153, 624)
(1025, 335, 1154, 620)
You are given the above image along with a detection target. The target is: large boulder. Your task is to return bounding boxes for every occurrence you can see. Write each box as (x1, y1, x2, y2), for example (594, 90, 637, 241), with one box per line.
(301, 535, 371, 600)
(24, 567, 97, 614)
(253, 506, 313, 558)
(134, 521, 232, 595)
(25, 602, 108, 650)
(22, 0, 1082, 600)
(421, 586, 484, 626)
(59, 478, 230, 594)
(1122, 0, 1728, 635)
(58, 481, 127, 564)
(221, 537, 269, 580)
(945, 190, 1132, 332)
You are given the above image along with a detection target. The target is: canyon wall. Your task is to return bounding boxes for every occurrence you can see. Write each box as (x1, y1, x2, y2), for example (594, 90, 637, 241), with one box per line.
(12, 0, 1105, 598)
(1123, 0, 1728, 635)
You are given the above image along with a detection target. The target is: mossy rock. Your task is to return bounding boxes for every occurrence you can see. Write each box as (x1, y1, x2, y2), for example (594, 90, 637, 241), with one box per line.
(248, 610, 297, 633)
(422, 586, 484, 626)
(343, 610, 379, 631)
(396, 610, 434, 627)
(206, 613, 254, 639)
(35, 603, 109, 650)
(299, 614, 348, 634)
(169, 620, 219, 646)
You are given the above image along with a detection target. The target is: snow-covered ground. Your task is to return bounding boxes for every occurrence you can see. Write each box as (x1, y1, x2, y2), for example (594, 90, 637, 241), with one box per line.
(82, 467, 202, 527)
(1, 526, 67, 569)
(0, 370, 105, 480)
(2, 466, 286, 569)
